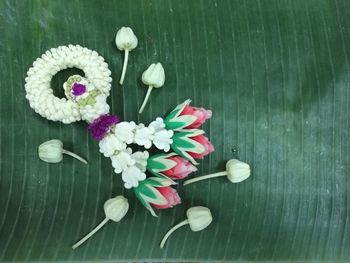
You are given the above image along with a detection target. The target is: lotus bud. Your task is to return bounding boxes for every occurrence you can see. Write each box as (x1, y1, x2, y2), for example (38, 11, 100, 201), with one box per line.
(38, 139, 87, 164)
(183, 159, 250, 185)
(72, 196, 129, 249)
(159, 206, 213, 248)
(138, 63, 165, 114)
(115, 27, 138, 85)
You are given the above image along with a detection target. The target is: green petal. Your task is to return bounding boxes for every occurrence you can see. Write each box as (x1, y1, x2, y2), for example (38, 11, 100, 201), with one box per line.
(171, 130, 206, 164)
(134, 189, 157, 217)
(147, 177, 176, 187)
(164, 99, 192, 130)
(147, 153, 178, 173)
(136, 181, 167, 205)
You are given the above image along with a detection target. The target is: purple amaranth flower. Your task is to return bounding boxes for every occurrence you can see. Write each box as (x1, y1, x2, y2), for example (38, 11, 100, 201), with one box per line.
(72, 83, 86, 96)
(88, 114, 121, 141)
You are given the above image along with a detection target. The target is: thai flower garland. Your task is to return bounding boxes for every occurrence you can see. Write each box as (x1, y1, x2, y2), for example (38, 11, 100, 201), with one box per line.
(25, 45, 214, 217)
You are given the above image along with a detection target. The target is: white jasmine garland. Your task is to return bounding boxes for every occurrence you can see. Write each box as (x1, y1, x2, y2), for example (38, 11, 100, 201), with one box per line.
(25, 45, 112, 124)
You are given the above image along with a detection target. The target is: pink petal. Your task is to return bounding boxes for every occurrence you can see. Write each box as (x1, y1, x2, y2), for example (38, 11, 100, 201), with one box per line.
(188, 135, 215, 159)
(152, 187, 181, 209)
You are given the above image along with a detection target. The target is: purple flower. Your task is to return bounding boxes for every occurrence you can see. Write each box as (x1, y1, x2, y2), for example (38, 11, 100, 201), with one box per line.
(72, 83, 86, 96)
(88, 114, 121, 141)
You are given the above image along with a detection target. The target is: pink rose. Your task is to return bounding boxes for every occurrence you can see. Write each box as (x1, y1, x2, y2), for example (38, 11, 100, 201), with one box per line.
(188, 134, 214, 159)
(152, 186, 181, 209)
(180, 105, 212, 129)
(162, 156, 198, 179)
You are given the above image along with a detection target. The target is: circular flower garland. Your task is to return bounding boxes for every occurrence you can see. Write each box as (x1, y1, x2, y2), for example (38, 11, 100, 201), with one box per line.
(25, 45, 112, 123)
(25, 45, 214, 217)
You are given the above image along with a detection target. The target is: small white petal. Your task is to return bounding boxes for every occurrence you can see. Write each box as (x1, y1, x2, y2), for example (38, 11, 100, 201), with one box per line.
(114, 121, 136, 144)
(99, 134, 126, 157)
(134, 126, 154, 148)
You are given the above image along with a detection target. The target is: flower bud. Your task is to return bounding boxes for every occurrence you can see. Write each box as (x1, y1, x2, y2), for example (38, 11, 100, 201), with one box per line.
(141, 63, 165, 88)
(139, 63, 165, 114)
(38, 139, 63, 163)
(183, 158, 250, 186)
(186, 206, 213, 232)
(38, 139, 87, 164)
(72, 195, 129, 249)
(115, 27, 138, 85)
(104, 195, 129, 222)
(115, 27, 138, 51)
(159, 206, 213, 248)
(226, 159, 250, 183)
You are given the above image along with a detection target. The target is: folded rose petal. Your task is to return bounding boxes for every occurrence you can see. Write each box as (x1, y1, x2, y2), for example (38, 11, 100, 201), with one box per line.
(164, 100, 212, 130)
(133, 177, 179, 216)
(147, 153, 197, 180)
(187, 134, 214, 160)
(162, 156, 197, 179)
(170, 129, 214, 164)
(152, 186, 181, 209)
(180, 105, 212, 129)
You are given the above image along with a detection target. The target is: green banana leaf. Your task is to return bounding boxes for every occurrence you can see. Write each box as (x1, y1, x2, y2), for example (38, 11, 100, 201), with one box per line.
(0, 0, 349, 261)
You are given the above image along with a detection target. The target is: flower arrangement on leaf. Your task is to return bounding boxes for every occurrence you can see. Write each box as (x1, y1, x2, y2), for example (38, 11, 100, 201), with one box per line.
(94, 99, 214, 216)
(26, 44, 214, 217)
(25, 36, 252, 250)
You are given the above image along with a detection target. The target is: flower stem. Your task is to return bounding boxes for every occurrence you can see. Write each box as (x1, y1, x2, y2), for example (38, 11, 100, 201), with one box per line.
(160, 219, 189, 248)
(72, 217, 109, 249)
(62, 149, 88, 164)
(138, 86, 153, 114)
(119, 49, 129, 85)
(183, 171, 227, 186)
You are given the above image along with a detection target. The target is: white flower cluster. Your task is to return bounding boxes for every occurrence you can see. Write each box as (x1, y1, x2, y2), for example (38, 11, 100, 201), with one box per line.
(25, 45, 112, 124)
(99, 118, 174, 188)
(63, 75, 109, 123)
